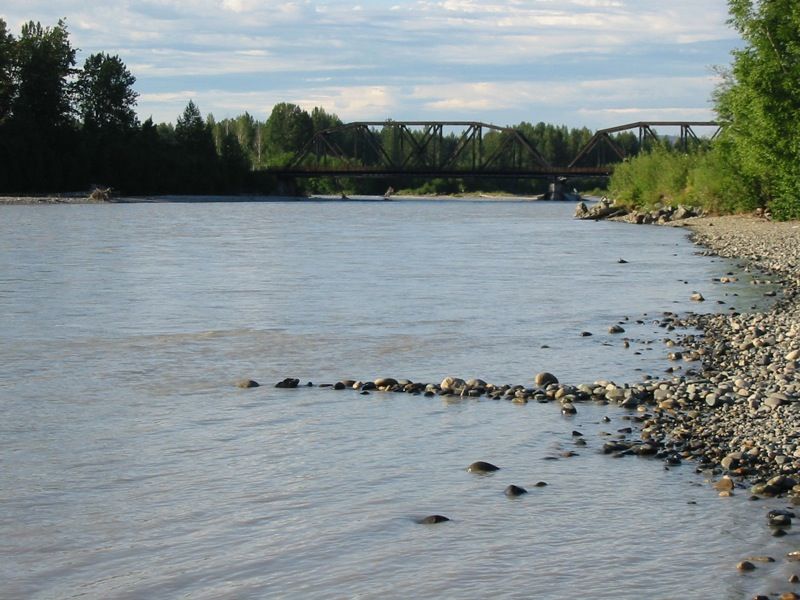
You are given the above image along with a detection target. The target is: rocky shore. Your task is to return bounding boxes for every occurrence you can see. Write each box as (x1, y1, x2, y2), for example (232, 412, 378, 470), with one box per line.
(0, 196, 93, 204)
(641, 215, 800, 496)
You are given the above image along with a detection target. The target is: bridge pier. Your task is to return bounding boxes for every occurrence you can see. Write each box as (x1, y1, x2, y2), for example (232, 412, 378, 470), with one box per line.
(542, 177, 579, 201)
(275, 176, 300, 197)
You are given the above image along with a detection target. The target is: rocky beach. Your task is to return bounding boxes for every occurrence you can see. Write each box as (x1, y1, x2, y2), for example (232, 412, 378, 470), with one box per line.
(643, 215, 800, 493)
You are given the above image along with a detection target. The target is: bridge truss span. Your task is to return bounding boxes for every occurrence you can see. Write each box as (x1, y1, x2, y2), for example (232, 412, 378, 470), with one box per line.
(267, 119, 720, 180)
(568, 121, 721, 168)
(289, 120, 553, 175)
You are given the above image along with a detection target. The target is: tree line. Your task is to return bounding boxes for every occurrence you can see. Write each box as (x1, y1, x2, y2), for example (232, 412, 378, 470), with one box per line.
(0, 18, 648, 197)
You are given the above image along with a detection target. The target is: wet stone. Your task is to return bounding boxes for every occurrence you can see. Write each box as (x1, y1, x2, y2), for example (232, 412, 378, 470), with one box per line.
(418, 515, 450, 524)
(236, 379, 260, 388)
(467, 461, 500, 474)
(504, 485, 528, 497)
(737, 560, 756, 571)
(275, 377, 300, 388)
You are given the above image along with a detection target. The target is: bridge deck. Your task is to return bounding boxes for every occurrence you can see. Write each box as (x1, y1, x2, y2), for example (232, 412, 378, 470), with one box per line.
(265, 166, 612, 179)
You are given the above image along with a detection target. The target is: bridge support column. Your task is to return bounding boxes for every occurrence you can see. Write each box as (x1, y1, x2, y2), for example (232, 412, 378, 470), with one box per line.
(543, 177, 579, 201)
(275, 176, 300, 197)
(544, 177, 565, 200)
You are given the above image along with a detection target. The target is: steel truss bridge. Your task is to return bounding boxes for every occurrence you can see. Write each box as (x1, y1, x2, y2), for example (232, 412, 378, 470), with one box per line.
(265, 120, 720, 180)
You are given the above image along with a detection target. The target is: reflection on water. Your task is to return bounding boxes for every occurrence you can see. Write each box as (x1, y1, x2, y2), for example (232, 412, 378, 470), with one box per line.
(0, 199, 787, 599)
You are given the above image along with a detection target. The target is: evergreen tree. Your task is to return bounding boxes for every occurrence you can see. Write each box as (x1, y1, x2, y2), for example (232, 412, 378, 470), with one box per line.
(311, 106, 342, 133)
(174, 100, 220, 192)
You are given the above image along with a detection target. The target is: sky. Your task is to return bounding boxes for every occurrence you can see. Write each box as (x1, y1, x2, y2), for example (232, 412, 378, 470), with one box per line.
(1, 0, 741, 130)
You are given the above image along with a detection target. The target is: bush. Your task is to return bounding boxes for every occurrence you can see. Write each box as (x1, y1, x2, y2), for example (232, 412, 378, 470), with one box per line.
(609, 148, 692, 210)
(609, 143, 769, 216)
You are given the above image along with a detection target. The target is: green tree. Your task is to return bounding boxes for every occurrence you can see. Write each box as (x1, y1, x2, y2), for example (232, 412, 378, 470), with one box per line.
(219, 130, 250, 190)
(174, 100, 219, 192)
(714, 0, 800, 219)
(233, 112, 258, 162)
(76, 52, 138, 131)
(176, 100, 207, 145)
(12, 19, 76, 130)
(264, 102, 313, 164)
(2, 19, 84, 192)
(311, 106, 342, 133)
(0, 19, 14, 124)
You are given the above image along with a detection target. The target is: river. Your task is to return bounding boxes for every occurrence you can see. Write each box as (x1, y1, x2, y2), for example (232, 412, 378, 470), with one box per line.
(0, 198, 793, 598)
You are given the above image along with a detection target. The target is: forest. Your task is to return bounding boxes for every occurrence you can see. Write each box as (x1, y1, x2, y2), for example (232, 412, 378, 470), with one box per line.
(0, 18, 639, 197)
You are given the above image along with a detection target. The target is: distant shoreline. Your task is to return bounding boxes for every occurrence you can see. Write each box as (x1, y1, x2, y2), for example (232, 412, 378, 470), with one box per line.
(0, 192, 586, 205)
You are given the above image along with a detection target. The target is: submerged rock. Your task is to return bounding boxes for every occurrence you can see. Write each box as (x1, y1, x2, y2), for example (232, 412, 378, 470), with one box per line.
(418, 515, 450, 524)
(504, 485, 528, 497)
(275, 378, 300, 388)
(235, 379, 260, 389)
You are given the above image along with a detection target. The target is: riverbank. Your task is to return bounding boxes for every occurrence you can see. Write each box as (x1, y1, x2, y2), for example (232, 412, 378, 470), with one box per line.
(0, 195, 100, 204)
(644, 215, 800, 491)
(0, 193, 570, 204)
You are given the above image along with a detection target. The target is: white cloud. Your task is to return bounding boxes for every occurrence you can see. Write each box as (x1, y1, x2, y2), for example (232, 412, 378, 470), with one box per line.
(295, 86, 398, 120)
(0, 0, 739, 128)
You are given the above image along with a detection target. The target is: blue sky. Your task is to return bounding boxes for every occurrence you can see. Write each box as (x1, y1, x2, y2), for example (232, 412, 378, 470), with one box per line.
(1, 0, 740, 129)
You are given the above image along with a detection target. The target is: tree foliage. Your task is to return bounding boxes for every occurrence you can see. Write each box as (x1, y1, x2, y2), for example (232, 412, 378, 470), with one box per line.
(264, 102, 313, 165)
(714, 0, 800, 219)
(12, 19, 76, 131)
(76, 52, 138, 131)
(0, 19, 14, 124)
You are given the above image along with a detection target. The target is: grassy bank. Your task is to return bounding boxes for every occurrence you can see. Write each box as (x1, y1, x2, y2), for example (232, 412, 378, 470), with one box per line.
(608, 146, 752, 215)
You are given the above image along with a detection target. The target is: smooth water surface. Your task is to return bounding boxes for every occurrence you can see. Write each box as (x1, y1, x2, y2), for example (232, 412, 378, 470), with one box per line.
(0, 199, 792, 599)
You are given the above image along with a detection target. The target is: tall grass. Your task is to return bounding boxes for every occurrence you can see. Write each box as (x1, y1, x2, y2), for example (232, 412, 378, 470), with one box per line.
(608, 145, 761, 215)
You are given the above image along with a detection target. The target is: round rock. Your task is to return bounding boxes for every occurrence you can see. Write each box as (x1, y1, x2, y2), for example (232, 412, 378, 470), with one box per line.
(504, 484, 528, 497)
(736, 560, 756, 571)
(535, 372, 558, 387)
(236, 379, 260, 389)
(418, 515, 450, 524)
(275, 377, 300, 388)
(467, 461, 500, 474)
